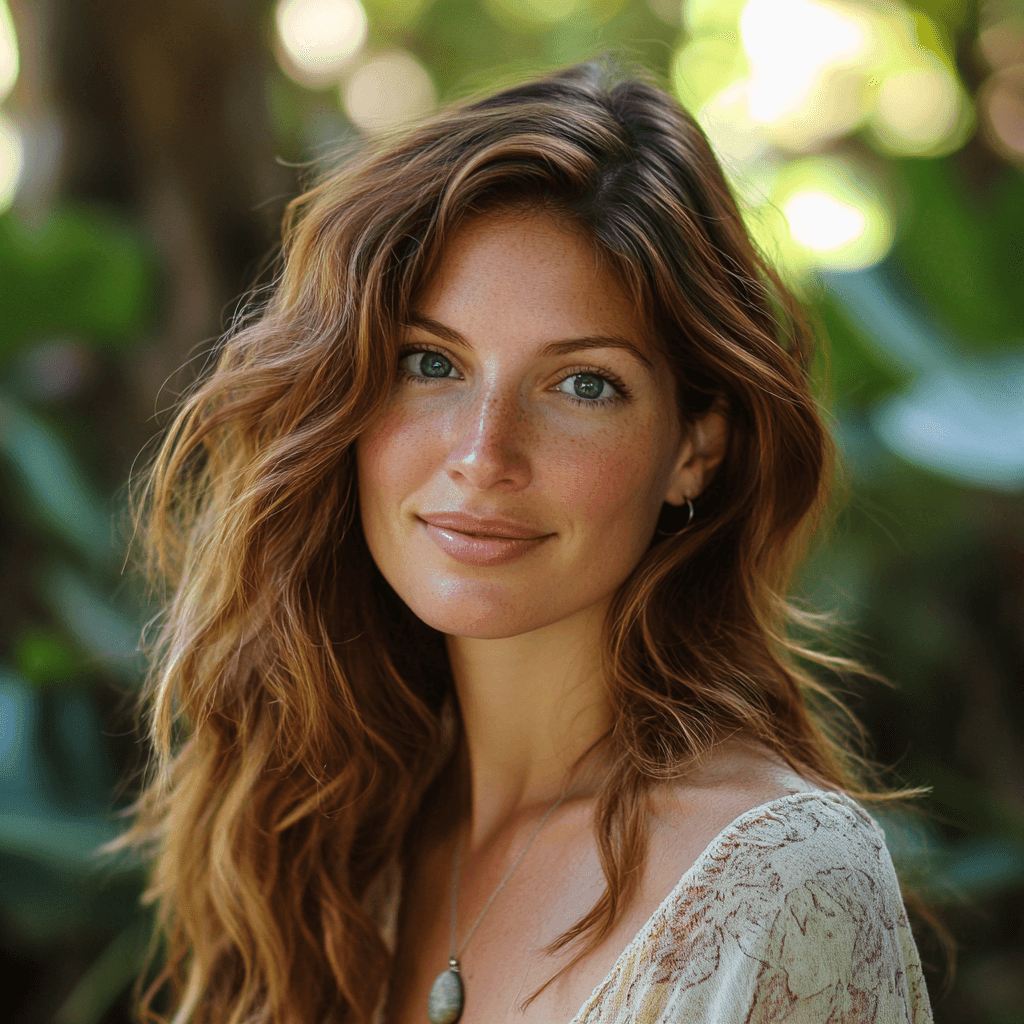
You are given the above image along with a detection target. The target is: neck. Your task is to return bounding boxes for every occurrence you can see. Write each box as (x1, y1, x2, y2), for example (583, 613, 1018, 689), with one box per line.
(446, 598, 613, 852)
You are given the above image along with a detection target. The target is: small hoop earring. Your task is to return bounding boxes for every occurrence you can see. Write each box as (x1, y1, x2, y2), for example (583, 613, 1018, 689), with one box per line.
(658, 498, 695, 539)
(683, 497, 695, 527)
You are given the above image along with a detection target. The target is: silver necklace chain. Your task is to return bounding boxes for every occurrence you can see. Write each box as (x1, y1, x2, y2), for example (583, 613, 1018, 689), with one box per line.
(447, 781, 575, 963)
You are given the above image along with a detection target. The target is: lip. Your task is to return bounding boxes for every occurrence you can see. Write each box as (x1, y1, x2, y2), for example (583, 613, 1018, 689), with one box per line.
(419, 511, 549, 540)
(417, 511, 553, 567)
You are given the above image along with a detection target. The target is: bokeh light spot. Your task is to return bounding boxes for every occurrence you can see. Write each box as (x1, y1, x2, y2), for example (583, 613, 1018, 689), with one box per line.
(784, 190, 867, 253)
(671, 34, 747, 110)
(982, 65, 1024, 160)
(773, 157, 893, 272)
(342, 51, 436, 134)
(0, 0, 17, 102)
(683, 0, 747, 34)
(275, 0, 368, 90)
(873, 65, 962, 154)
(979, 17, 1024, 71)
(0, 110, 24, 211)
(740, 0, 874, 125)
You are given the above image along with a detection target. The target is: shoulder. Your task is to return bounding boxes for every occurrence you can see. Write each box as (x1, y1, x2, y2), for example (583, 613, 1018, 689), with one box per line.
(696, 792, 913, 969)
(583, 791, 933, 1024)
(652, 790, 908, 967)
(716, 791, 932, 1024)
(648, 737, 903, 917)
(704, 789, 896, 898)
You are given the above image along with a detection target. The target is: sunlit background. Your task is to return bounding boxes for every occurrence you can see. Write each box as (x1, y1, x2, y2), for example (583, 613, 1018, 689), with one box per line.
(1, 0, 1022, 1021)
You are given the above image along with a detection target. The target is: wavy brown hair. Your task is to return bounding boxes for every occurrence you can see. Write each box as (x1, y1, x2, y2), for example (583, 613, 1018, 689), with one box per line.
(124, 61, 941, 1024)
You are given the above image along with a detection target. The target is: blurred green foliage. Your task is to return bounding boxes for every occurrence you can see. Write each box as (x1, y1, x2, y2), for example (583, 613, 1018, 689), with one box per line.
(0, 200, 153, 1022)
(893, 159, 1024, 349)
(1, 0, 1022, 1022)
(0, 209, 154, 356)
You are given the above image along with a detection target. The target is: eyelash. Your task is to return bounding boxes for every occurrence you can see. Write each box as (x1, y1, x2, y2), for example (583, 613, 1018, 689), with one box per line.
(397, 345, 633, 407)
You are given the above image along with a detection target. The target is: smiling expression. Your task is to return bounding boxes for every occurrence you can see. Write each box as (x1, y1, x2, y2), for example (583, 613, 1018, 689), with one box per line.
(355, 210, 692, 639)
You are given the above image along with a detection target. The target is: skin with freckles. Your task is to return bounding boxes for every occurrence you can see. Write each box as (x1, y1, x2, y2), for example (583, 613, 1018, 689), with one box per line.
(357, 210, 693, 643)
(355, 212, 815, 1024)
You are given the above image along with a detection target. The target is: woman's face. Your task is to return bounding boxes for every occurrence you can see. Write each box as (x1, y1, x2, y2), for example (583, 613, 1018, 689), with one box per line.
(356, 211, 693, 639)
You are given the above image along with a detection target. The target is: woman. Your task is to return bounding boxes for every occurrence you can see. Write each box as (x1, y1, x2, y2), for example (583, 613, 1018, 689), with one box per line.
(128, 62, 935, 1023)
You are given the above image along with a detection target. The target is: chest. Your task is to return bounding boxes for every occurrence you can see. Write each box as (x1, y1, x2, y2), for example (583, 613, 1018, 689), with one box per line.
(381, 797, 738, 1024)
(381, 758, 810, 1024)
(383, 835, 646, 1024)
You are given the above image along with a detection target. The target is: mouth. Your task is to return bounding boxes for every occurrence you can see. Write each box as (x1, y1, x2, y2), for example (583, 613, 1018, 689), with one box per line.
(417, 513, 552, 567)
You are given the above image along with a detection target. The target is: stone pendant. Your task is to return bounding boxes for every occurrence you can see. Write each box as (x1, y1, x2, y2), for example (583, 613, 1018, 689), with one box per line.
(427, 961, 464, 1024)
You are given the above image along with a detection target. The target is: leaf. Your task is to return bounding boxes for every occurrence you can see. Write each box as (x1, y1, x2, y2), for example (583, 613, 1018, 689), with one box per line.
(14, 627, 83, 687)
(0, 810, 131, 873)
(0, 206, 155, 358)
(0, 392, 117, 570)
(36, 564, 142, 685)
(823, 269, 1024, 491)
(0, 667, 45, 810)
(891, 159, 1024, 350)
(54, 915, 152, 1024)
(0, 667, 136, 869)
(873, 806, 1024, 902)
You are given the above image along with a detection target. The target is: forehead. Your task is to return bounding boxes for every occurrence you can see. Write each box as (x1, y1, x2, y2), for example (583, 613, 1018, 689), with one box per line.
(414, 210, 650, 349)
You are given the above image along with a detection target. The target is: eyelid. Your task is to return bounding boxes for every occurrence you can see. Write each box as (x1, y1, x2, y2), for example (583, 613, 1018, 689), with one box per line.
(399, 342, 455, 360)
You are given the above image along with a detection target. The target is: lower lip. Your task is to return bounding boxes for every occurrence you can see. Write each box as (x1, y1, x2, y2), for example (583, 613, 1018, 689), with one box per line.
(420, 521, 550, 567)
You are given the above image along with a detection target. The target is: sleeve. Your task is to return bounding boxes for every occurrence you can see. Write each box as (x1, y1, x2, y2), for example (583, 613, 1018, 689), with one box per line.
(703, 796, 935, 1024)
(742, 853, 933, 1023)
(581, 794, 934, 1024)
(640, 794, 934, 1024)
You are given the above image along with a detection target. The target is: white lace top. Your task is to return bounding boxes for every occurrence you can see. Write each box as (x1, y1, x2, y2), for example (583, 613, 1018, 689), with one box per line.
(369, 789, 933, 1023)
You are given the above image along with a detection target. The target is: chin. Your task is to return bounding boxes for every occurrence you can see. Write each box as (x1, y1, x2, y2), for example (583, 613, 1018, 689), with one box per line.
(398, 578, 566, 640)
(387, 569, 598, 638)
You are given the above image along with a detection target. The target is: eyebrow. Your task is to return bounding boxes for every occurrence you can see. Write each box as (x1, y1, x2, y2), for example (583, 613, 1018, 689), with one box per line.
(405, 313, 654, 371)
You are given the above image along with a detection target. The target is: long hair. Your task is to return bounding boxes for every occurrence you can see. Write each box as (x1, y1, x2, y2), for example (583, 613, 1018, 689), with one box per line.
(125, 61, 939, 1024)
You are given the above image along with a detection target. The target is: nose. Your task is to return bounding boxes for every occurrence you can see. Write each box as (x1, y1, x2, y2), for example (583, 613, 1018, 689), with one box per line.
(445, 385, 532, 492)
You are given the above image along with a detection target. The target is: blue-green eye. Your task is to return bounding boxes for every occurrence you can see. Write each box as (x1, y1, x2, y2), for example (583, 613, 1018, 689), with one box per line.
(401, 350, 456, 378)
(556, 373, 618, 402)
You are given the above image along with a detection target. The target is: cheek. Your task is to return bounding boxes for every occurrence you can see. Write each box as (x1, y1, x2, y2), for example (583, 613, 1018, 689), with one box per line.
(547, 418, 670, 539)
(356, 404, 438, 513)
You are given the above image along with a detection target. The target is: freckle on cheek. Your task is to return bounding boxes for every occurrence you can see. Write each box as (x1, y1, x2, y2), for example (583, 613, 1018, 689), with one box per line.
(364, 412, 437, 477)
(553, 435, 651, 519)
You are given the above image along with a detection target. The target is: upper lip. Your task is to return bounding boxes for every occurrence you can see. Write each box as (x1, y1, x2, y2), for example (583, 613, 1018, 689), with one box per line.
(418, 511, 551, 540)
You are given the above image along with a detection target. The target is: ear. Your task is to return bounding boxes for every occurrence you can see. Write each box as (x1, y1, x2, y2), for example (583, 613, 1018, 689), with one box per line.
(663, 395, 730, 506)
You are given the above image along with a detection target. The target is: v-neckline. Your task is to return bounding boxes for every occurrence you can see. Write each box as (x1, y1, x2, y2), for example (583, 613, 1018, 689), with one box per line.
(375, 787, 855, 1024)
